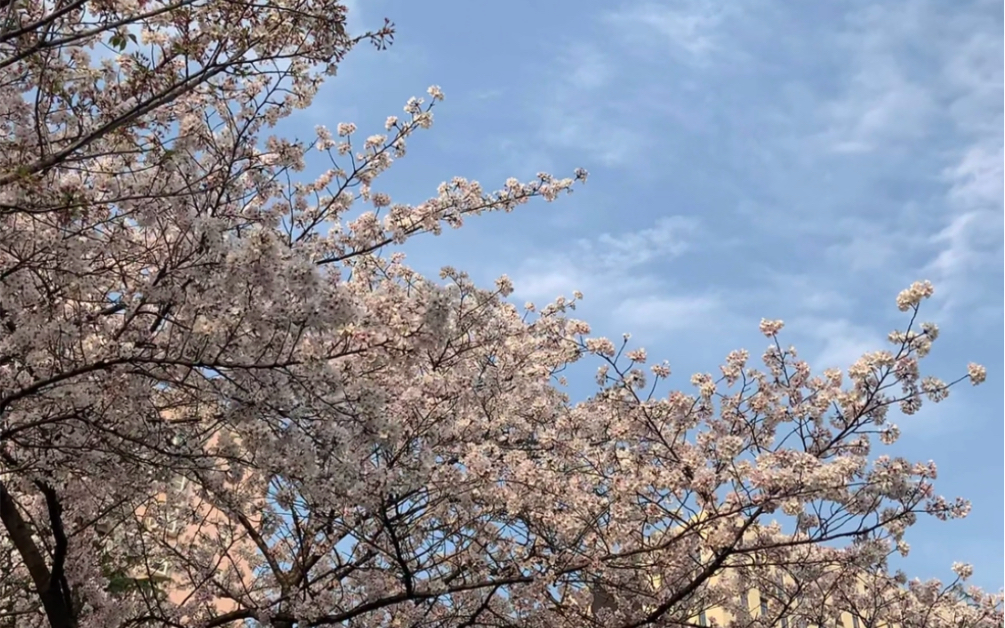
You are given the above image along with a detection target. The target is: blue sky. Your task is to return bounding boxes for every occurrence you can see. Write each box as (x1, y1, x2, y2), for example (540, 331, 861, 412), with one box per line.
(279, 0, 1002, 591)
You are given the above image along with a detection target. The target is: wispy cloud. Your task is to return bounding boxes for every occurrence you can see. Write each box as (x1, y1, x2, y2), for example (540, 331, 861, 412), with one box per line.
(926, 145, 1004, 310)
(512, 216, 698, 304)
(588, 217, 695, 267)
(823, 68, 935, 154)
(529, 2, 738, 168)
(820, 4, 938, 153)
(612, 294, 730, 333)
(603, 1, 734, 64)
(790, 317, 887, 372)
(787, 0, 1003, 319)
(531, 42, 646, 167)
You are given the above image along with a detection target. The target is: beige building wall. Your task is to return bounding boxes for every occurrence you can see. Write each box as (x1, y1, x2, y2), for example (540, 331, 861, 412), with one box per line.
(594, 569, 890, 628)
(113, 420, 258, 626)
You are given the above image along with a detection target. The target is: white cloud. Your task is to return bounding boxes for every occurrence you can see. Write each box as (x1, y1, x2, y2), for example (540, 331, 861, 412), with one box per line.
(824, 74, 935, 154)
(925, 145, 1004, 312)
(532, 42, 645, 168)
(805, 0, 1001, 318)
(613, 294, 728, 333)
(585, 216, 696, 268)
(945, 145, 1005, 211)
(941, 25, 1001, 137)
(511, 263, 589, 305)
(530, 0, 735, 168)
(819, 5, 937, 153)
(758, 272, 855, 316)
(823, 219, 909, 272)
(927, 17, 1003, 311)
(538, 111, 645, 168)
(928, 210, 994, 279)
(792, 317, 887, 372)
(512, 216, 697, 304)
(603, 1, 732, 64)
(535, 2, 735, 166)
(818, 2, 998, 158)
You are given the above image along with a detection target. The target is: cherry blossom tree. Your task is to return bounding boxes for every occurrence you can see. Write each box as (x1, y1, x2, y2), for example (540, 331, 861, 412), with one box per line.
(0, 1, 1001, 628)
(714, 542, 1002, 628)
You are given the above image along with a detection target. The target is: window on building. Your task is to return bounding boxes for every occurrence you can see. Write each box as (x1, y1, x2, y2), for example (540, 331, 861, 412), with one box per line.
(761, 594, 770, 618)
(163, 511, 182, 536)
(170, 475, 188, 493)
(851, 615, 860, 628)
(150, 559, 171, 577)
(699, 610, 708, 627)
(776, 579, 788, 628)
(148, 503, 185, 537)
